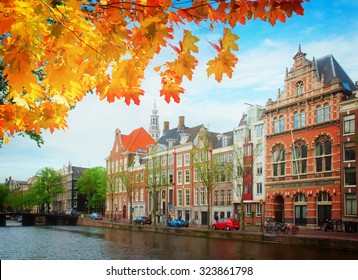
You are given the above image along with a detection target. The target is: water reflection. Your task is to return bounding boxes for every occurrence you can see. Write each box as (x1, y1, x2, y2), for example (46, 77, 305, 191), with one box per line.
(0, 222, 356, 260)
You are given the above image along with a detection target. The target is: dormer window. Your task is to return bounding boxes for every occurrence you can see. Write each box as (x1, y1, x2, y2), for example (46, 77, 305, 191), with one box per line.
(295, 81, 304, 96)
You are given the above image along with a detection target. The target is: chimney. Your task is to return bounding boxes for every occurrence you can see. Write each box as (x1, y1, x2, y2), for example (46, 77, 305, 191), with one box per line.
(163, 121, 169, 135)
(178, 116, 185, 130)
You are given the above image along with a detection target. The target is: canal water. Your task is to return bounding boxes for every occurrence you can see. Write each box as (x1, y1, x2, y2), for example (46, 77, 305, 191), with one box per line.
(0, 221, 356, 260)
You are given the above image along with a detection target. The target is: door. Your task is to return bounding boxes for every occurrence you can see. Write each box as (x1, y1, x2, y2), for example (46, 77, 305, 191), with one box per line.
(318, 205, 331, 226)
(295, 205, 307, 225)
(201, 211, 207, 225)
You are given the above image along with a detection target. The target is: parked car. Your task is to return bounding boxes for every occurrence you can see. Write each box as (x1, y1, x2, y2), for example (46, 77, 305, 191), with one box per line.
(133, 216, 152, 225)
(89, 212, 103, 220)
(212, 218, 240, 231)
(168, 219, 189, 228)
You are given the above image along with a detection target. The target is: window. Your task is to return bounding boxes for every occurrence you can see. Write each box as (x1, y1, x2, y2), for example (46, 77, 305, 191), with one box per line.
(345, 193, 357, 215)
(256, 163, 263, 176)
(168, 154, 174, 165)
(227, 190, 232, 205)
(317, 192, 331, 202)
(220, 190, 225, 206)
(161, 171, 167, 184)
(168, 169, 174, 184)
(316, 105, 322, 123)
(185, 169, 190, 184)
(292, 141, 308, 174)
(256, 183, 262, 195)
(324, 103, 330, 121)
(345, 168, 356, 186)
(294, 110, 306, 129)
(177, 170, 182, 184)
(272, 144, 286, 176)
(294, 193, 306, 203)
(315, 137, 332, 172)
(161, 155, 167, 166)
(316, 103, 330, 124)
(214, 190, 218, 206)
(177, 155, 182, 167)
(184, 153, 190, 166)
(194, 188, 199, 205)
(279, 116, 285, 132)
(194, 168, 198, 182)
(177, 190, 183, 206)
(273, 117, 279, 133)
(245, 204, 252, 217)
(256, 143, 263, 156)
(296, 81, 304, 96)
(256, 124, 263, 137)
(344, 115, 355, 134)
(185, 189, 190, 206)
(344, 142, 356, 162)
(200, 187, 205, 205)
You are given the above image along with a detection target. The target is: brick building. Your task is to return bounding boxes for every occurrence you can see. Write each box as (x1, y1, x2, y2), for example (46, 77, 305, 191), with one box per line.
(263, 46, 356, 228)
(105, 127, 156, 220)
(340, 90, 358, 232)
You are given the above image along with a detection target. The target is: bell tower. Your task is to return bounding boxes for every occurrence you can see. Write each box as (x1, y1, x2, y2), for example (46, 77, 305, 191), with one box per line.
(149, 100, 160, 141)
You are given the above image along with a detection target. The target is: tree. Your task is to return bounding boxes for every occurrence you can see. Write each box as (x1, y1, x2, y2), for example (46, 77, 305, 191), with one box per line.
(77, 166, 106, 214)
(146, 149, 164, 226)
(0, 183, 10, 211)
(31, 167, 63, 213)
(192, 127, 221, 228)
(117, 155, 138, 224)
(0, 0, 308, 143)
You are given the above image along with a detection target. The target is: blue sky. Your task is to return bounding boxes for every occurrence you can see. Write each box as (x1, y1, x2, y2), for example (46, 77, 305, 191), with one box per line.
(1, 0, 358, 183)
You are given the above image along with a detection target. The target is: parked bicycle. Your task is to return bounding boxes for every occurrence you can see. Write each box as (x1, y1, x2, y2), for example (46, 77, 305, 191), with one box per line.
(263, 220, 299, 235)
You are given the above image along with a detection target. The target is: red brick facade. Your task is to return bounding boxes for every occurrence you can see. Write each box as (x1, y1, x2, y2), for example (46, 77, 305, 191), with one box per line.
(263, 47, 353, 228)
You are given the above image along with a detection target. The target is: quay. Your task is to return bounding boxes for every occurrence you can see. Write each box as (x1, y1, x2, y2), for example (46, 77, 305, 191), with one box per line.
(78, 217, 358, 252)
(0, 213, 78, 226)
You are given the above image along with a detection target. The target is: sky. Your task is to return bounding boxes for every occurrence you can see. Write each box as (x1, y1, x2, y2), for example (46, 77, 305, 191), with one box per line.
(1, 0, 358, 183)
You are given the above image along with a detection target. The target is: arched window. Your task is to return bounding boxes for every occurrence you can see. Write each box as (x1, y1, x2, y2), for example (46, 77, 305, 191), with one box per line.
(315, 136, 332, 172)
(295, 81, 304, 96)
(272, 144, 286, 177)
(292, 141, 308, 174)
(317, 192, 332, 202)
(294, 193, 306, 203)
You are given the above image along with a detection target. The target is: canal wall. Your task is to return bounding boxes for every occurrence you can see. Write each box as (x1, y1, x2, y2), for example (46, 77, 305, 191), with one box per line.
(77, 218, 358, 252)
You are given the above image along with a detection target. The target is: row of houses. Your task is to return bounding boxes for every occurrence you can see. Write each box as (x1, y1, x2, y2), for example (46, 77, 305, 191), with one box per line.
(105, 46, 358, 231)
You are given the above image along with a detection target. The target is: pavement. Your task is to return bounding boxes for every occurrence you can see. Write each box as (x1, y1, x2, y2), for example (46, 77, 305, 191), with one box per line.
(104, 218, 358, 242)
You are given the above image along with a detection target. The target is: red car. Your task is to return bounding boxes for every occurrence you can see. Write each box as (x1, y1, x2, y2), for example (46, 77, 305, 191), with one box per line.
(212, 218, 240, 231)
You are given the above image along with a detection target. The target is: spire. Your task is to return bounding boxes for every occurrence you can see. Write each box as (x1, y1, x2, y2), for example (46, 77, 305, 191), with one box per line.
(293, 44, 306, 59)
(149, 99, 160, 141)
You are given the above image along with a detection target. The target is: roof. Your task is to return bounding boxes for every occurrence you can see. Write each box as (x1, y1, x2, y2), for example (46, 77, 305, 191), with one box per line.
(315, 55, 357, 91)
(157, 124, 221, 148)
(121, 127, 156, 153)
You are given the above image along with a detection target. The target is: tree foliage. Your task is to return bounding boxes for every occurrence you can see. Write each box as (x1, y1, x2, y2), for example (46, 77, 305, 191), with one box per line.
(77, 166, 106, 213)
(31, 167, 63, 213)
(0, 0, 308, 143)
(0, 183, 10, 211)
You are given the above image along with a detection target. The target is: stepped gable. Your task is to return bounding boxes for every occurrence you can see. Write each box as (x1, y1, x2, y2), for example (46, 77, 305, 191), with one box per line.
(121, 127, 156, 153)
(315, 54, 357, 91)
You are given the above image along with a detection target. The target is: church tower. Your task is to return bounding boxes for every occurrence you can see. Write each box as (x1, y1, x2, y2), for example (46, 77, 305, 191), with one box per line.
(149, 100, 160, 141)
